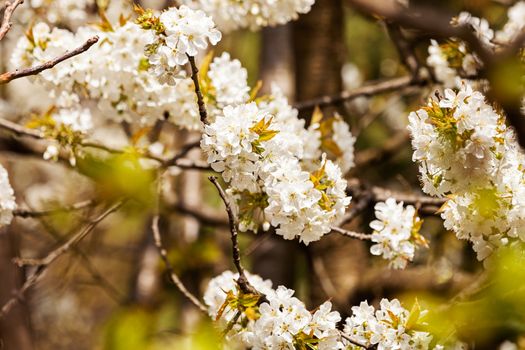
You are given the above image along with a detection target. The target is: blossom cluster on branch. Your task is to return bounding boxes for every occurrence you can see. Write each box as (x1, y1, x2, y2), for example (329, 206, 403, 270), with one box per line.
(408, 82, 525, 261)
(10, 6, 221, 131)
(182, 0, 315, 32)
(427, 2, 525, 89)
(204, 270, 437, 350)
(201, 99, 352, 243)
(369, 198, 427, 269)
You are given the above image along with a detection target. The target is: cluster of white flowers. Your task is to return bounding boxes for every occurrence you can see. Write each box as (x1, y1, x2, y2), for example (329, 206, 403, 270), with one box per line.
(408, 82, 525, 261)
(0, 165, 17, 227)
(23, 0, 94, 28)
(198, 50, 353, 244)
(426, 39, 480, 88)
(427, 3, 525, 89)
(204, 270, 342, 350)
(182, 0, 315, 32)
(369, 198, 426, 269)
(10, 13, 220, 130)
(343, 299, 433, 350)
(304, 112, 356, 174)
(202, 100, 351, 244)
(139, 5, 221, 85)
(495, 2, 525, 44)
(205, 271, 437, 350)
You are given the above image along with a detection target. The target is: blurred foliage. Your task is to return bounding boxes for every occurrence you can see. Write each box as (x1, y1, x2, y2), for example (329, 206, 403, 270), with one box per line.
(76, 151, 155, 205)
(413, 244, 525, 347)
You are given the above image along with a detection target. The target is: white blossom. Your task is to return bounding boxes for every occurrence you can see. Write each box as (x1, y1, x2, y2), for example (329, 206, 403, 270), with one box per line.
(495, 2, 525, 44)
(205, 270, 343, 350)
(202, 101, 351, 243)
(143, 6, 221, 84)
(182, 0, 315, 32)
(343, 299, 432, 350)
(408, 81, 525, 261)
(370, 198, 426, 269)
(0, 165, 16, 228)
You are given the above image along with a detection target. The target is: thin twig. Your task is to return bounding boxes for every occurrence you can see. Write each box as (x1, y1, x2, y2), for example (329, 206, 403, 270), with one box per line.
(340, 330, 374, 349)
(331, 226, 372, 240)
(208, 176, 261, 297)
(187, 55, 209, 124)
(172, 202, 229, 228)
(150, 172, 207, 313)
(208, 177, 244, 278)
(13, 201, 124, 267)
(1, 201, 123, 319)
(0, 36, 99, 84)
(0, 117, 43, 138)
(151, 214, 208, 313)
(29, 205, 123, 303)
(0, 0, 24, 42)
(0, 119, 211, 171)
(163, 140, 201, 167)
(354, 132, 410, 168)
(386, 23, 420, 77)
(293, 76, 416, 110)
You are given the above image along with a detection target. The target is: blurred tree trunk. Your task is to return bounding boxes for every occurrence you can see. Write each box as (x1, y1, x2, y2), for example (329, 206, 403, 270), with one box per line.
(0, 226, 34, 350)
(293, 0, 345, 118)
(292, 0, 367, 307)
(259, 25, 295, 98)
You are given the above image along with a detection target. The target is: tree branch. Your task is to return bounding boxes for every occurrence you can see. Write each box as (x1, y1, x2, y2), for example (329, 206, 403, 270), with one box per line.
(0, 36, 99, 84)
(331, 226, 372, 240)
(293, 75, 417, 111)
(0, 0, 24, 42)
(151, 214, 208, 313)
(187, 55, 209, 125)
(0, 120, 211, 171)
(1, 201, 123, 319)
(208, 176, 261, 296)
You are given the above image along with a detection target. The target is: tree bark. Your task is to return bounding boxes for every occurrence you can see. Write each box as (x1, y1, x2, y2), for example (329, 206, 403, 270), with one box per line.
(293, 0, 345, 113)
(292, 0, 369, 307)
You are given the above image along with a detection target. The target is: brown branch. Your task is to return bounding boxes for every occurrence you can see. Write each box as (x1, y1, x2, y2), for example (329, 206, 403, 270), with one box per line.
(208, 178, 243, 276)
(386, 23, 420, 77)
(0, 0, 24, 42)
(345, 0, 492, 63)
(162, 140, 201, 167)
(369, 185, 445, 207)
(0, 120, 212, 171)
(151, 175, 207, 313)
(1, 201, 123, 319)
(187, 55, 209, 124)
(0, 117, 43, 139)
(342, 179, 445, 225)
(354, 132, 410, 168)
(340, 187, 374, 225)
(340, 331, 374, 349)
(331, 226, 372, 240)
(0, 36, 99, 84)
(151, 214, 208, 313)
(293, 76, 417, 111)
(29, 206, 123, 303)
(208, 176, 261, 297)
(171, 202, 229, 228)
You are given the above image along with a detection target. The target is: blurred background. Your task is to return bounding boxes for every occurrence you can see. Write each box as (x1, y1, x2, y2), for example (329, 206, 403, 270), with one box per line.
(0, 0, 524, 349)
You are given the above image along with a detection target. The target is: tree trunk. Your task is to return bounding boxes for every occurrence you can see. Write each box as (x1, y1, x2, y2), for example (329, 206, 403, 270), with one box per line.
(293, 0, 368, 307)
